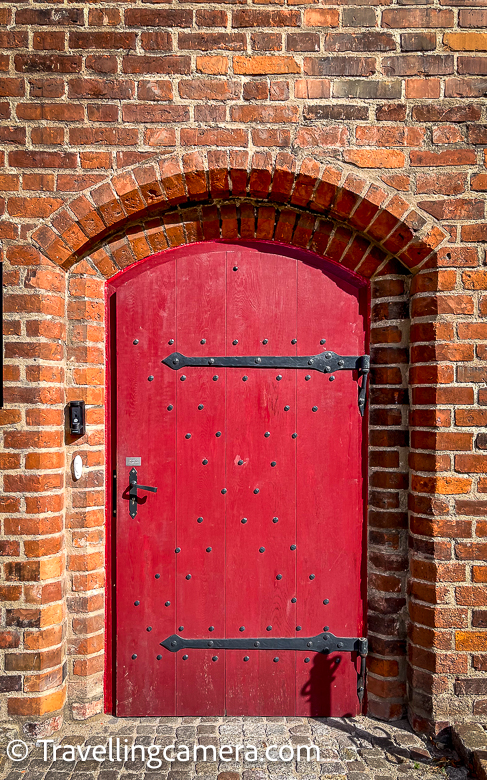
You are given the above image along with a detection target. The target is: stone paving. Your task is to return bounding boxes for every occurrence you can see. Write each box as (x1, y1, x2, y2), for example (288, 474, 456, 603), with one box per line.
(0, 715, 473, 780)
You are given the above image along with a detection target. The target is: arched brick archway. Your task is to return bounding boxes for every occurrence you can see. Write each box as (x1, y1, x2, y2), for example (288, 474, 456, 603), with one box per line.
(23, 151, 448, 276)
(3, 150, 462, 736)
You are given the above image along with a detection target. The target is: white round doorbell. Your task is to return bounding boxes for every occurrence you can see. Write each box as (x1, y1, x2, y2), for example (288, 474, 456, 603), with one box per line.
(73, 455, 83, 481)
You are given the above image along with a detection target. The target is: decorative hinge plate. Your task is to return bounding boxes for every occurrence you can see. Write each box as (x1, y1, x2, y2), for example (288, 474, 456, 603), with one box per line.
(162, 351, 370, 415)
(160, 632, 368, 702)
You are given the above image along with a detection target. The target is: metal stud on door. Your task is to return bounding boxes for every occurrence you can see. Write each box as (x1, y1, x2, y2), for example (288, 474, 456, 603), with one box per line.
(110, 241, 367, 717)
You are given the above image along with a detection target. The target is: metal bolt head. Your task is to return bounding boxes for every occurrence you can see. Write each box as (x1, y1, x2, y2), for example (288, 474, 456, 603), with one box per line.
(325, 353, 331, 359)
(255, 357, 261, 364)
(221, 488, 227, 494)
(197, 517, 203, 523)
(132, 654, 137, 660)
(307, 642, 312, 648)
(185, 433, 191, 439)
(276, 574, 282, 580)
(238, 459, 244, 466)
(216, 431, 222, 437)
(312, 406, 318, 412)
(198, 404, 204, 410)
(323, 599, 329, 605)
(284, 405, 290, 411)
(239, 626, 245, 632)
(320, 339, 326, 345)
(242, 375, 248, 382)
(133, 339, 139, 345)
(171, 641, 177, 647)
(157, 654, 162, 660)
(233, 340, 238, 345)
(175, 547, 181, 553)
(305, 657, 310, 663)
(206, 547, 212, 553)
(201, 339, 206, 345)
(186, 574, 191, 580)
(212, 656, 218, 661)
(291, 597, 297, 603)
(148, 375, 154, 382)
(202, 459, 208, 465)
(276, 375, 282, 381)
(244, 655, 249, 661)
(208, 641, 213, 647)
(259, 547, 265, 553)
(167, 404, 173, 411)
(324, 626, 329, 632)
(169, 339, 174, 345)
(183, 654, 188, 660)
(308, 359, 314, 366)
(264, 431, 270, 438)
(273, 657, 279, 663)
(173, 358, 179, 365)
(305, 375, 311, 381)
(213, 375, 219, 381)
(290, 544, 296, 551)
(266, 626, 272, 631)
(180, 375, 186, 381)
(209, 626, 214, 632)
(309, 574, 315, 580)
(338, 642, 343, 648)
(179, 626, 184, 631)
(241, 517, 248, 524)
(233, 266, 238, 271)
(296, 626, 302, 631)
(254, 488, 259, 494)
(155, 573, 160, 579)
(338, 360, 344, 367)
(165, 601, 170, 607)
(209, 358, 215, 365)
(292, 433, 297, 439)
(262, 339, 268, 345)
(147, 626, 152, 632)
(271, 461, 276, 467)
(291, 339, 297, 345)
(329, 375, 335, 382)
(134, 600, 140, 606)
(272, 517, 279, 523)
(254, 641, 260, 647)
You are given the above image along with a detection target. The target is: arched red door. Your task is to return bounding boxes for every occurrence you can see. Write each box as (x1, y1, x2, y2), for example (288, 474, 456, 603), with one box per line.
(109, 241, 368, 717)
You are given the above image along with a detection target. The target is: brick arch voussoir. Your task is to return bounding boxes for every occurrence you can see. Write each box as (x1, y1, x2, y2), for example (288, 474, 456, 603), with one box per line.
(32, 150, 449, 279)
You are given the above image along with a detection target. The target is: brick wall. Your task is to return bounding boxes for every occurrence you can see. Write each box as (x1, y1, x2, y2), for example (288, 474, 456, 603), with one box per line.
(0, 0, 486, 735)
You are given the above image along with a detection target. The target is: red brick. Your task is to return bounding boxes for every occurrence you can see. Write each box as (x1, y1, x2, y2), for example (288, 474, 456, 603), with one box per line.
(410, 149, 476, 167)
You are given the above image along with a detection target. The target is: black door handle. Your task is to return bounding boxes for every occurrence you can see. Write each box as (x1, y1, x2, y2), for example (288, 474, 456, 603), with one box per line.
(128, 467, 157, 518)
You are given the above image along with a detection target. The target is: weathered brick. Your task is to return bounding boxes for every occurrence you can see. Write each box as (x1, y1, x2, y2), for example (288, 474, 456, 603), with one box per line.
(401, 32, 437, 51)
(304, 56, 376, 76)
(234, 56, 300, 75)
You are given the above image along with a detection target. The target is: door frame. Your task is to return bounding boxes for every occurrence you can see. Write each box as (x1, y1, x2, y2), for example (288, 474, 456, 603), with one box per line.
(104, 238, 371, 715)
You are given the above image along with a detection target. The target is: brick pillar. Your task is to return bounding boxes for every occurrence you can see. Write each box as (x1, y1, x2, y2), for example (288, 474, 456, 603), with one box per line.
(408, 252, 481, 732)
(366, 262, 410, 720)
(65, 261, 106, 721)
(2, 247, 67, 734)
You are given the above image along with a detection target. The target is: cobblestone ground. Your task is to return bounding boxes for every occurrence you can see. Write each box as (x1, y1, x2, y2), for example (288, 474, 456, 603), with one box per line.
(0, 715, 472, 780)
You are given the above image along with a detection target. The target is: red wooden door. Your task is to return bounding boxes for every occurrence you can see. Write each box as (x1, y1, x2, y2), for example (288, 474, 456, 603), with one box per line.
(109, 241, 367, 717)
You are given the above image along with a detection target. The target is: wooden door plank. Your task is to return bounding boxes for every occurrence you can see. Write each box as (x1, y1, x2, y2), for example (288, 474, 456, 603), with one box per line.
(295, 259, 365, 716)
(225, 247, 297, 715)
(174, 248, 226, 716)
(115, 261, 177, 716)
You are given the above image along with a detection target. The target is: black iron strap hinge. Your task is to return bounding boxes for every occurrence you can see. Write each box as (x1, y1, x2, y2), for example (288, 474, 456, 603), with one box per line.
(161, 632, 368, 702)
(162, 351, 370, 416)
